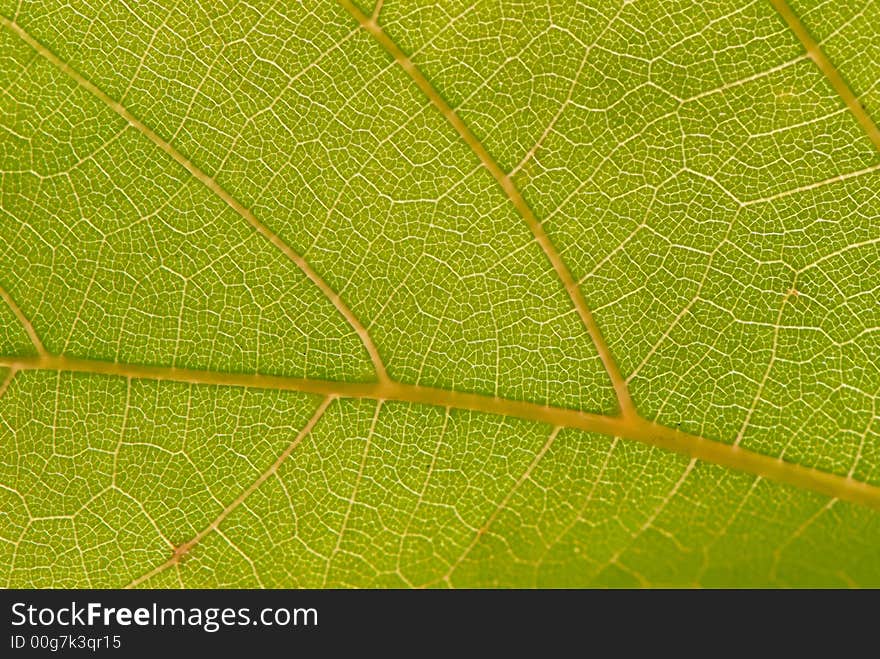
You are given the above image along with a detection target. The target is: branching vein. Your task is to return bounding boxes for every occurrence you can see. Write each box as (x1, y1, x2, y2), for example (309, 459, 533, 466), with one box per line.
(125, 396, 334, 588)
(0, 15, 389, 383)
(769, 0, 880, 152)
(0, 283, 46, 357)
(337, 0, 636, 418)
(4, 353, 880, 513)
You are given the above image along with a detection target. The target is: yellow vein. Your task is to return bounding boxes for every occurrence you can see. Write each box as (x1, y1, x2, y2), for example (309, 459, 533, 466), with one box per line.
(5, 353, 880, 513)
(0, 283, 46, 357)
(0, 15, 389, 383)
(741, 162, 880, 205)
(734, 282, 797, 446)
(323, 399, 382, 587)
(0, 367, 16, 400)
(601, 458, 697, 582)
(540, 436, 619, 567)
(442, 426, 562, 586)
(769, 0, 880, 152)
(337, 0, 636, 418)
(770, 497, 835, 583)
(125, 396, 334, 588)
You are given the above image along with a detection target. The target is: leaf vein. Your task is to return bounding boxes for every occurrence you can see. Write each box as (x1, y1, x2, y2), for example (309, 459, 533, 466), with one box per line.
(337, 0, 636, 417)
(0, 283, 46, 357)
(6, 353, 880, 513)
(769, 0, 880, 152)
(0, 15, 389, 383)
(124, 395, 334, 588)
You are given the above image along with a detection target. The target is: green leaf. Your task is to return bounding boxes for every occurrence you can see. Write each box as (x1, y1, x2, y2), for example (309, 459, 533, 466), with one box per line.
(1, 0, 878, 587)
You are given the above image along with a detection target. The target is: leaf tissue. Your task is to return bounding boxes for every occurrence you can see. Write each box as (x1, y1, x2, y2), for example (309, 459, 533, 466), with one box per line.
(1, 0, 879, 587)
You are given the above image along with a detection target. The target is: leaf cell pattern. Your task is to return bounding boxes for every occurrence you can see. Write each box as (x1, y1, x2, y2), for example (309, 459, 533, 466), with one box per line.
(0, 0, 879, 586)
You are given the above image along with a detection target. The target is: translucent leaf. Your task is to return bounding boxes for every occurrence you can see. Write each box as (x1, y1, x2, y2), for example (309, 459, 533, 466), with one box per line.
(1, 0, 878, 586)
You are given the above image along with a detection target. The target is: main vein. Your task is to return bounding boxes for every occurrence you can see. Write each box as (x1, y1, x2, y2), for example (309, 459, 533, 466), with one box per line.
(4, 353, 880, 512)
(769, 0, 880, 152)
(336, 0, 637, 418)
(0, 15, 389, 383)
(4, 7, 880, 517)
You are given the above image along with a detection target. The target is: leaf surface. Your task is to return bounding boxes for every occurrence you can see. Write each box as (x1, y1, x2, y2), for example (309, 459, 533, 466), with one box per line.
(1, 0, 879, 587)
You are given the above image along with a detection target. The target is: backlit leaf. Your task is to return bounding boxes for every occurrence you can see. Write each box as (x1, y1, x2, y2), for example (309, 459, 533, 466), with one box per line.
(1, 0, 879, 587)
